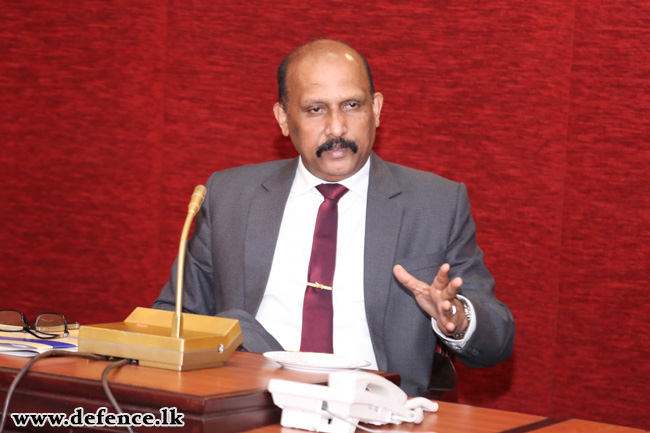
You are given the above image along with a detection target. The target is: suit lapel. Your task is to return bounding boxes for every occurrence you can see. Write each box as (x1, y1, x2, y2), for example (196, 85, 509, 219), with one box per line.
(364, 153, 403, 370)
(243, 158, 298, 313)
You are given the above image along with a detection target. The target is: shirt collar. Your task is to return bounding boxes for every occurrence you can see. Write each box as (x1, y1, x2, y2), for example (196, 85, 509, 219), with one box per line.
(293, 156, 370, 198)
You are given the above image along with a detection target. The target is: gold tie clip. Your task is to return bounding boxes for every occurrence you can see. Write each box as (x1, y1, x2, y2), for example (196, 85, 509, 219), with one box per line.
(307, 282, 332, 291)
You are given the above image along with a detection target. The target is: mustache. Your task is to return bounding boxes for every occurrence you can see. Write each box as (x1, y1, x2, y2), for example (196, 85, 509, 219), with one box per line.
(316, 138, 359, 157)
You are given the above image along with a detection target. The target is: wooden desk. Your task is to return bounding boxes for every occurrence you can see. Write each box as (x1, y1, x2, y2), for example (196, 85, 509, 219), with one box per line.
(1, 353, 644, 433)
(0, 352, 397, 432)
(532, 419, 646, 433)
(246, 401, 547, 433)
(246, 403, 647, 433)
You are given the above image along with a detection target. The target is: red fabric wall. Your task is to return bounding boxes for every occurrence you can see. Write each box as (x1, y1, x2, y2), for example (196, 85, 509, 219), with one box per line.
(1, 1, 648, 429)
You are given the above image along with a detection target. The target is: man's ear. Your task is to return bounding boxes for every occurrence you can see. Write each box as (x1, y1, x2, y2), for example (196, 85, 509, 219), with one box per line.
(273, 102, 290, 136)
(372, 92, 384, 128)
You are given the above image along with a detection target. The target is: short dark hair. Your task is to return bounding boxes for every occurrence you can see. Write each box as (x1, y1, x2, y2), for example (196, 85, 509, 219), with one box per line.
(277, 41, 375, 110)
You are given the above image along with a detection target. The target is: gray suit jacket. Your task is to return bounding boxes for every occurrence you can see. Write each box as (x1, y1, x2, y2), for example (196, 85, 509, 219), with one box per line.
(154, 152, 515, 396)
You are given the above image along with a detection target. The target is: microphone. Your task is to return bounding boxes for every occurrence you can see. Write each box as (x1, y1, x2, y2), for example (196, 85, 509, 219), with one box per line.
(78, 185, 242, 371)
(188, 185, 207, 215)
(172, 185, 207, 338)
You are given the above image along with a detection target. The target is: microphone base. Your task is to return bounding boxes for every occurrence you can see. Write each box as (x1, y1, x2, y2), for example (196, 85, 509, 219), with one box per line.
(78, 307, 243, 371)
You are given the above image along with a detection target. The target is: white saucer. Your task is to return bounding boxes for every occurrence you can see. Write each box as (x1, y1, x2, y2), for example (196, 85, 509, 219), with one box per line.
(263, 351, 370, 373)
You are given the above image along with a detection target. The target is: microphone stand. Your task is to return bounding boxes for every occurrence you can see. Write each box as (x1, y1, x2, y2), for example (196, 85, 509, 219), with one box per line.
(78, 185, 242, 371)
(172, 185, 206, 338)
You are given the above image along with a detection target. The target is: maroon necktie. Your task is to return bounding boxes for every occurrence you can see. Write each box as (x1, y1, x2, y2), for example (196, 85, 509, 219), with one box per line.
(300, 183, 349, 353)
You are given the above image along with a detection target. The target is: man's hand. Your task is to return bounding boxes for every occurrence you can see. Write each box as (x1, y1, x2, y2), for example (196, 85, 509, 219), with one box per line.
(393, 263, 468, 337)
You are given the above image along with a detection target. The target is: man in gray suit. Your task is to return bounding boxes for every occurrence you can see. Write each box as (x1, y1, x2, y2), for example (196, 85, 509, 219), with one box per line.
(154, 39, 514, 396)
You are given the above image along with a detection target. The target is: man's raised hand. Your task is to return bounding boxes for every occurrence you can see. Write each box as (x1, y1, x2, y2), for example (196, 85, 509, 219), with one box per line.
(393, 263, 468, 336)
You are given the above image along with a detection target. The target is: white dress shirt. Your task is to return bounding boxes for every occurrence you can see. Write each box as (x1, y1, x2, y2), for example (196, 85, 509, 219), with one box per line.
(255, 157, 475, 367)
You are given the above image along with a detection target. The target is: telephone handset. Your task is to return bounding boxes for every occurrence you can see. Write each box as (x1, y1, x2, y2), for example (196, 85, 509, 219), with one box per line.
(268, 370, 439, 433)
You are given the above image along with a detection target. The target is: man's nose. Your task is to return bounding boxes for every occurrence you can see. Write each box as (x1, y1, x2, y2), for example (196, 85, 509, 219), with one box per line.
(325, 109, 347, 137)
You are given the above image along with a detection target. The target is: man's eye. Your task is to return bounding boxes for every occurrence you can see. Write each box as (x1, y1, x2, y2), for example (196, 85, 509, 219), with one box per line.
(345, 101, 360, 109)
(309, 107, 323, 114)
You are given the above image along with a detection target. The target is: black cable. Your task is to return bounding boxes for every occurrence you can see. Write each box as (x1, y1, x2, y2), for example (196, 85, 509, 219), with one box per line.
(0, 350, 105, 433)
(101, 358, 136, 433)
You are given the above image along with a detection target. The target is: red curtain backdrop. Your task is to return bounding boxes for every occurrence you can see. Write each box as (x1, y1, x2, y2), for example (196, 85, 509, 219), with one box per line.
(1, 1, 648, 429)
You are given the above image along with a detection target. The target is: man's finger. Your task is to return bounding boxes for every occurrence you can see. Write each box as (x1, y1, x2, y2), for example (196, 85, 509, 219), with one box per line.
(441, 277, 463, 301)
(393, 264, 429, 293)
(432, 263, 451, 291)
(442, 299, 455, 317)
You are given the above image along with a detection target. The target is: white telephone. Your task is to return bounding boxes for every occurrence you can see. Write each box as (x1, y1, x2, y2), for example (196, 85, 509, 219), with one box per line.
(268, 370, 439, 433)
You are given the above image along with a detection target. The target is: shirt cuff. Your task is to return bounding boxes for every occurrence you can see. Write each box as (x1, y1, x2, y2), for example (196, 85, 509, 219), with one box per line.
(431, 295, 477, 351)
